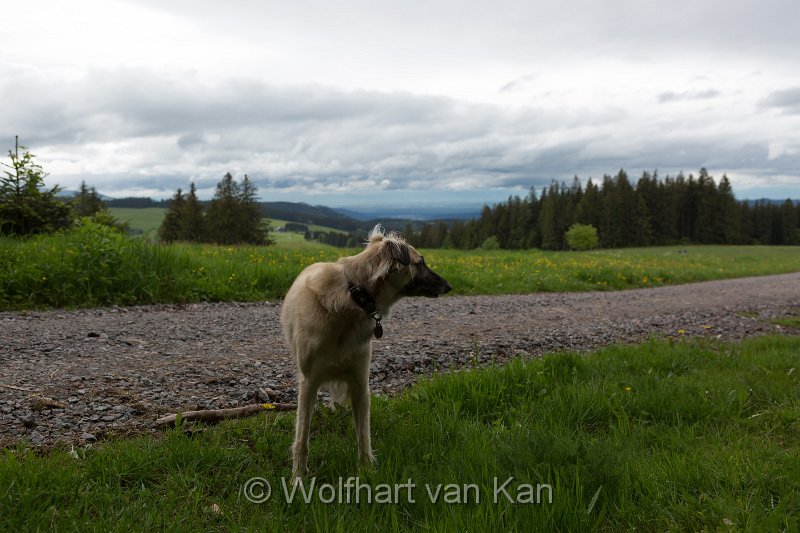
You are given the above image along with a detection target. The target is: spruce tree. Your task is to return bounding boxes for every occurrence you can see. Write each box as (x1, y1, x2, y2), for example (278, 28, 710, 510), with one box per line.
(180, 182, 206, 242)
(158, 188, 185, 242)
(238, 175, 272, 245)
(73, 180, 105, 217)
(0, 137, 72, 235)
(206, 173, 241, 244)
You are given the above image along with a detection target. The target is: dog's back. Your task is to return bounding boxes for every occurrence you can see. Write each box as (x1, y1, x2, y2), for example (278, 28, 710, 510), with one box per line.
(281, 261, 374, 405)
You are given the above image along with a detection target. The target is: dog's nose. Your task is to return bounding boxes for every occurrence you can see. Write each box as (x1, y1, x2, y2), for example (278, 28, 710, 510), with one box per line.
(441, 280, 453, 294)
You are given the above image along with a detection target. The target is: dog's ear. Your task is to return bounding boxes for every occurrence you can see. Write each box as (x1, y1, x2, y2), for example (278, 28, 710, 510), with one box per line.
(389, 241, 410, 266)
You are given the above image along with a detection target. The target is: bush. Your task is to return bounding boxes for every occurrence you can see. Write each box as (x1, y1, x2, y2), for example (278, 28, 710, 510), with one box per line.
(566, 224, 599, 251)
(480, 236, 500, 250)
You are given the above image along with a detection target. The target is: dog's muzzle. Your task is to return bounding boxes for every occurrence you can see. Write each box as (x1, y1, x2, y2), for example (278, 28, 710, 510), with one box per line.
(404, 269, 452, 298)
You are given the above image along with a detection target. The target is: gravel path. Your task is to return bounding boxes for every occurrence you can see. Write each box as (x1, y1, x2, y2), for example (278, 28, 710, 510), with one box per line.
(2, 273, 799, 449)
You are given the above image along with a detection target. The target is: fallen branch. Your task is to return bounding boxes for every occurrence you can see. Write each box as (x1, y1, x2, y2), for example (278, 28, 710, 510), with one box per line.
(154, 402, 297, 429)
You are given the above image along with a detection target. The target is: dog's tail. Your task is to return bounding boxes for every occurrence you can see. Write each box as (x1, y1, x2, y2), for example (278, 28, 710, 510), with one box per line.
(323, 380, 350, 406)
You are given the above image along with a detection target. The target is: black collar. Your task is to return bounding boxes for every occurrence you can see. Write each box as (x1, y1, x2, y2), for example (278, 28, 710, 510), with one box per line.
(347, 282, 383, 339)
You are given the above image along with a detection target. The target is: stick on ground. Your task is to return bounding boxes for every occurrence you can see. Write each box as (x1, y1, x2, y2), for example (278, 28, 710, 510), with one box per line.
(154, 402, 297, 429)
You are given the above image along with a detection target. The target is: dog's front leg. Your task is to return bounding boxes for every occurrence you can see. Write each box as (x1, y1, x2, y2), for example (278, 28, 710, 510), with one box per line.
(292, 375, 319, 480)
(348, 365, 375, 466)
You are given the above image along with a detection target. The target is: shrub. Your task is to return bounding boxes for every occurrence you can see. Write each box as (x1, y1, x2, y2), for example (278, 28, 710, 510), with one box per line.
(480, 236, 500, 250)
(566, 224, 599, 251)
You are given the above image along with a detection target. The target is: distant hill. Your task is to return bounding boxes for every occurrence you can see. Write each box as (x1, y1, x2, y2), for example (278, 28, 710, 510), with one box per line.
(261, 202, 364, 231)
(102, 197, 480, 235)
(55, 189, 115, 201)
(259, 202, 469, 233)
(336, 204, 483, 221)
(744, 199, 799, 206)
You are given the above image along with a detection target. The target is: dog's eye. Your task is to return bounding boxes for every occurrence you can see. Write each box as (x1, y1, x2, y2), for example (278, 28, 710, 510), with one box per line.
(418, 256, 426, 266)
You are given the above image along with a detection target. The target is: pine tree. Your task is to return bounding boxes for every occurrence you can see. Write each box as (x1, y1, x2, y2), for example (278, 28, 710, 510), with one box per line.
(238, 175, 272, 245)
(205, 173, 272, 245)
(402, 222, 416, 245)
(180, 182, 205, 242)
(158, 188, 185, 242)
(0, 137, 72, 235)
(538, 182, 562, 250)
(718, 175, 741, 244)
(73, 180, 105, 217)
(779, 199, 798, 245)
(206, 173, 241, 244)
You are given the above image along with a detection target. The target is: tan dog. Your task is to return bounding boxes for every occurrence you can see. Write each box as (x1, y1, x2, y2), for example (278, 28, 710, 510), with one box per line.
(281, 225, 452, 478)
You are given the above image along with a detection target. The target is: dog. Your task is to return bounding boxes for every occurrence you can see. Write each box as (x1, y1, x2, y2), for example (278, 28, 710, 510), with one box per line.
(281, 225, 452, 479)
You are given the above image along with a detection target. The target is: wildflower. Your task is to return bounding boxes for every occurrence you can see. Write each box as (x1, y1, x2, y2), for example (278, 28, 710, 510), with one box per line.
(624, 386, 632, 393)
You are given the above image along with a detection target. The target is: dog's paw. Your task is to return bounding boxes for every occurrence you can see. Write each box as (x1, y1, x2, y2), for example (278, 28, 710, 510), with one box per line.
(360, 451, 377, 466)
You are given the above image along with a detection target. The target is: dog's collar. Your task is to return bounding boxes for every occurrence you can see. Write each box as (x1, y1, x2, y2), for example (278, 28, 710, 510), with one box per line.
(347, 282, 383, 339)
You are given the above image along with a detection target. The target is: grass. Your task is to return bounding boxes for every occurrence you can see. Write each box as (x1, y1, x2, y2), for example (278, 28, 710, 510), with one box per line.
(1, 222, 799, 310)
(433, 245, 800, 294)
(108, 207, 166, 236)
(109, 206, 342, 249)
(2, 336, 799, 530)
(108, 207, 345, 241)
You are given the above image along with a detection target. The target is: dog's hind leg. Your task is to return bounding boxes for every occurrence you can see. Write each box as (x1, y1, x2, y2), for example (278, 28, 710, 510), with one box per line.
(292, 374, 320, 480)
(348, 358, 375, 466)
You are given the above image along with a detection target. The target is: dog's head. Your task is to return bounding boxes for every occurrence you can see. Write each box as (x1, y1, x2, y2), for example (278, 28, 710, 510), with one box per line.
(355, 225, 452, 300)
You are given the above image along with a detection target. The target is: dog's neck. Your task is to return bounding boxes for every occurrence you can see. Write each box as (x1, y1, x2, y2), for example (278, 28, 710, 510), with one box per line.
(347, 282, 385, 339)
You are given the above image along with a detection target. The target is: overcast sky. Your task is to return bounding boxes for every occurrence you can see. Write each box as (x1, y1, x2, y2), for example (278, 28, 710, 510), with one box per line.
(2, 0, 800, 207)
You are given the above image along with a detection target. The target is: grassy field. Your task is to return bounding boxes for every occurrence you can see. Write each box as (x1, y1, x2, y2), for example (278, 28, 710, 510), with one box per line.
(2, 336, 798, 530)
(108, 207, 344, 243)
(1, 221, 799, 310)
(109, 207, 166, 235)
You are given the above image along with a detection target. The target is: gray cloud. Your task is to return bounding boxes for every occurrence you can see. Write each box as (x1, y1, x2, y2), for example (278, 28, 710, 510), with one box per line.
(2, 65, 798, 201)
(499, 74, 539, 94)
(657, 90, 722, 104)
(760, 87, 800, 114)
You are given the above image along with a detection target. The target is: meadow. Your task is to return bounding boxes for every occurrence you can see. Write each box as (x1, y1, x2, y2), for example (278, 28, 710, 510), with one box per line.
(2, 336, 798, 530)
(108, 206, 343, 243)
(2, 220, 800, 310)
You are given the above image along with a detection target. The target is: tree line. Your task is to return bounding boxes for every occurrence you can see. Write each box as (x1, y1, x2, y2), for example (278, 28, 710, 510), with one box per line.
(158, 173, 273, 245)
(403, 169, 800, 250)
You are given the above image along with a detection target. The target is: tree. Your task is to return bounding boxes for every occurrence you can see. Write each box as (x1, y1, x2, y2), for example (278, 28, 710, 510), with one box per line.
(73, 180, 106, 217)
(180, 182, 205, 242)
(237, 175, 273, 245)
(206, 173, 241, 244)
(0, 137, 72, 235)
(206, 173, 272, 245)
(158, 188, 185, 242)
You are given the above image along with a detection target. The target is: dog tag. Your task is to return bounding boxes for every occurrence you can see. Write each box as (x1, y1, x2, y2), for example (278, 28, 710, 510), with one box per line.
(373, 322, 383, 339)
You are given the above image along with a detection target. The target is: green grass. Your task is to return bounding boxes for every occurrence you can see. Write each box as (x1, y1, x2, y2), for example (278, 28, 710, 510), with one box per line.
(109, 207, 166, 235)
(2, 336, 799, 530)
(108, 207, 344, 241)
(433, 245, 800, 294)
(2, 223, 799, 310)
(109, 206, 342, 249)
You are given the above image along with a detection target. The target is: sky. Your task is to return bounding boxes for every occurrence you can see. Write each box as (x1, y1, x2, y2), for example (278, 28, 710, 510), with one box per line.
(2, 0, 800, 208)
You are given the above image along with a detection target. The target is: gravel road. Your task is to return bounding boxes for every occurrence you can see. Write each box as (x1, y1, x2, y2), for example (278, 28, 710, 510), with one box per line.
(2, 272, 799, 449)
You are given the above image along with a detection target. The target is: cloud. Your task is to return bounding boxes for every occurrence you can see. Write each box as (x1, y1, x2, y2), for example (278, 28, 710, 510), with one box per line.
(760, 87, 800, 114)
(2, 63, 799, 202)
(499, 74, 539, 94)
(657, 89, 722, 104)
